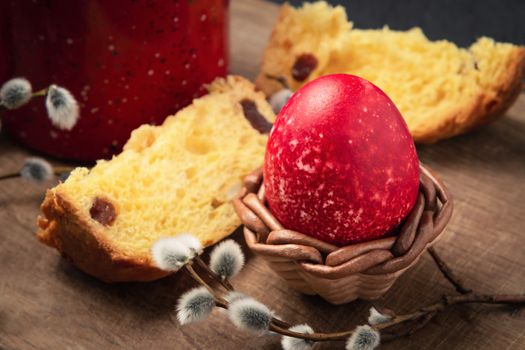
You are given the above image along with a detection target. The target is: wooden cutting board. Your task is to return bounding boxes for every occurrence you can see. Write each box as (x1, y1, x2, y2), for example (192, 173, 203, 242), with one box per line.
(1, 0, 524, 349)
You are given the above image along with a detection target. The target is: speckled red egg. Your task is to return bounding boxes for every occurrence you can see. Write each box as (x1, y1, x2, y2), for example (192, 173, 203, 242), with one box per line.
(264, 74, 419, 246)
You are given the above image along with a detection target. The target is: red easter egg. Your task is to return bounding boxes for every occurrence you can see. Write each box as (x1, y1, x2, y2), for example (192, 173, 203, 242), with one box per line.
(264, 74, 419, 246)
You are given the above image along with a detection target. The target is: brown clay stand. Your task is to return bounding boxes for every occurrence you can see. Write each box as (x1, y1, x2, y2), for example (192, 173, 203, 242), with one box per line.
(234, 164, 453, 304)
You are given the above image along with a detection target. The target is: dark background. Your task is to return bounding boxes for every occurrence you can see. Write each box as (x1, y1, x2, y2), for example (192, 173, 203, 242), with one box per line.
(269, 0, 525, 47)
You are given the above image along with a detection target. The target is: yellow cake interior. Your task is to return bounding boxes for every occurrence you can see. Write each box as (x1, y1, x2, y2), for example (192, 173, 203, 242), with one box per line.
(51, 76, 274, 259)
(257, 2, 523, 142)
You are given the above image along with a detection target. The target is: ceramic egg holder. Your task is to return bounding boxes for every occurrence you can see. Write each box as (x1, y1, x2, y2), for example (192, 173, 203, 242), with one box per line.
(233, 164, 453, 305)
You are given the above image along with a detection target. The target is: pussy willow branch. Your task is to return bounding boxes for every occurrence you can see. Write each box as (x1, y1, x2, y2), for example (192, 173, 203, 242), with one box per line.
(264, 74, 290, 89)
(374, 293, 525, 332)
(428, 246, 472, 294)
(32, 88, 48, 97)
(263, 292, 525, 343)
(262, 292, 525, 342)
(380, 311, 437, 342)
(184, 263, 229, 306)
(194, 255, 234, 291)
(191, 252, 291, 327)
(0, 166, 74, 181)
(0, 88, 48, 112)
(184, 263, 214, 294)
(183, 250, 525, 343)
(183, 261, 291, 329)
(381, 246, 472, 340)
(0, 173, 20, 181)
(376, 247, 518, 340)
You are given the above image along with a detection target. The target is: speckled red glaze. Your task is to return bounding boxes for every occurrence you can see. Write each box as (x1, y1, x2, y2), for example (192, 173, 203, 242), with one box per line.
(0, 0, 228, 161)
(264, 74, 420, 246)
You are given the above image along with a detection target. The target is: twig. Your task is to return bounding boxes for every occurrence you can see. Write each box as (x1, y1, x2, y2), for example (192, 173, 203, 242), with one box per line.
(0, 88, 48, 112)
(408, 311, 437, 336)
(184, 263, 228, 307)
(264, 74, 290, 89)
(194, 255, 234, 291)
(184, 262, 292, 329)
(381, 311, 437, 341)
(0, 173, 19, 181)
(268, 292, 525, 342)
(54, 166, 74, 174)
(270, 317, 293, 329)
(269, 322, 351, 341)
(183, 258, 525, 344)
(184, 263, 215, 294)
(375, 293, 525, 332)
(444, 293, 525, 305)
(32, 88, 48, 97)
(0, 166, 74, 181)
(428, 246, 472, 294)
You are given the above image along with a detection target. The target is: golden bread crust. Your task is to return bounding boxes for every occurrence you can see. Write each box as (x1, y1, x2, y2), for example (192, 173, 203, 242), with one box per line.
(38, 190, 168, 282)
(37, 75, 274, 282)
(414, 47, 525, 143)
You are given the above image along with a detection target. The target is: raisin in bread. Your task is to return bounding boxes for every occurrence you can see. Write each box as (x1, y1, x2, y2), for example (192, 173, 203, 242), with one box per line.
(37, 76, 274, 282)
(256, 1, 525, 143)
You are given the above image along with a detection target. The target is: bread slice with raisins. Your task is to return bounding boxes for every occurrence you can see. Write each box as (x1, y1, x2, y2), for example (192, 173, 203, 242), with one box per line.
(256, 1, 525, 143)
(37, 76, 274, 282)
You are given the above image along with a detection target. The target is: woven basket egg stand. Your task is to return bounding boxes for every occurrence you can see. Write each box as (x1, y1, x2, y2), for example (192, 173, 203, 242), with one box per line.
(233, 164, 453, 305)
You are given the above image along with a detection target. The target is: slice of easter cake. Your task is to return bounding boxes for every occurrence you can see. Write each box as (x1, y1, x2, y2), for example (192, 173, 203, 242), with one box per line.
(37, 76, 274, 282)
(256, 1, 525, 143)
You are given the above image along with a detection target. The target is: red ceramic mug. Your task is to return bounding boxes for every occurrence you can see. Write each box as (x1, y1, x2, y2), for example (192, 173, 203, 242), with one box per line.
(0, 0, 228, 161)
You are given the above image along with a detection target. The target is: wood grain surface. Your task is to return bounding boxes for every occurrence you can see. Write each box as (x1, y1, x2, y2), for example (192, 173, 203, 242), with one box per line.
(1, 0, 524, 349)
